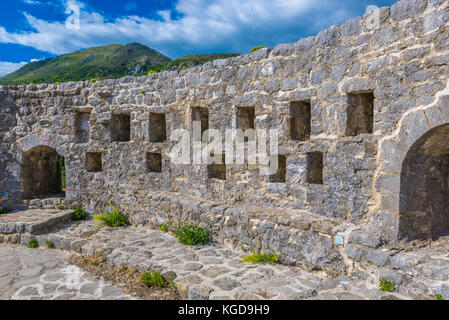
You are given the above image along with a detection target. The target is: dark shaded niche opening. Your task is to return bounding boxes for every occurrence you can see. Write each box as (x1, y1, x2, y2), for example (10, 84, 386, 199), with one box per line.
(21, 146, 65, 199)
(111, 114, 131, 142)
(236, 106, 256, 142)
(75, 112, 90, 143)
(399, 124, 449, 241)
(147, 153, 162, 173)
(208, 154, 226, 180)
(86, 152, 102, 172)
(290, 101, 311, 141)
(307, 152, 323, 184)
(345, 92, 374, 136)
(191, 107, 209, 139)
(149, 113, 166, 143)
(236, 106, 255, 131)
(269, 155, 287, 183)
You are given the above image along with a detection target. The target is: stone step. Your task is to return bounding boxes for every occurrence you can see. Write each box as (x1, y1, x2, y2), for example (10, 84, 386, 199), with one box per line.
(0, 209, 73, 236)
(24, 196, 65, 210)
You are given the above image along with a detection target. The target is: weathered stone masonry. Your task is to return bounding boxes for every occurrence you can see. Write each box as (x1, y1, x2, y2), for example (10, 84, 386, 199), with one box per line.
(1, 0, 449, 272)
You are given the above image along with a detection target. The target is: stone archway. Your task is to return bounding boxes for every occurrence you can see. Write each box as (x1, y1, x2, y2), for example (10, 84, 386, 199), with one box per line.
(399, 124, 449, 240)
(374, 93, 449, 241)
(20, 146, 65, 200)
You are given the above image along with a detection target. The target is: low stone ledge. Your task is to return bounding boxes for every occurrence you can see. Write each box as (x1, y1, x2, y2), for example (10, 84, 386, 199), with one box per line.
(130, 191, 346, 273)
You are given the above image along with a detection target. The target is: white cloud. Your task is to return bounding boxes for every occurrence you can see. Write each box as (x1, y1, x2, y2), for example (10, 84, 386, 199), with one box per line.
(1, 0, 355, 58)
(0, 61, 27, 77)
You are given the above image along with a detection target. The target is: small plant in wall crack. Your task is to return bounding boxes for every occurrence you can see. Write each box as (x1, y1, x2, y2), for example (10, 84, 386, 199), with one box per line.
(379, 278, 395, 292)
(72, 207, 88, 221)
(27, 238, 39, 249)
(93, 204, 127, 227)
(45, 240, 54, 248)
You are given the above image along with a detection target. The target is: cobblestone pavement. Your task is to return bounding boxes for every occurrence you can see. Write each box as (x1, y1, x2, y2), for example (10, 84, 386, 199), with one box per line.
(13, 220, 421, 300)
(0, 245, 132, 300)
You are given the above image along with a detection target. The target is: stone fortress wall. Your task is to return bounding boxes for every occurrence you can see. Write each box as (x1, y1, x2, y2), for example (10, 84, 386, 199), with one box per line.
(1, 0, 449, 272)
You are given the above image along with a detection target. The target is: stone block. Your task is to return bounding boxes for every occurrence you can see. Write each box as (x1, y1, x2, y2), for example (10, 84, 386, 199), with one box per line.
(348, 230, 383, 248)
(391, 0, 426, 21)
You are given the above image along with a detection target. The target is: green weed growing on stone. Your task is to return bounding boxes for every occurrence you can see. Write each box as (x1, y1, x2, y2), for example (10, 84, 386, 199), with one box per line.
(241, 251, 279, 265)
(436, 294, 444, 300)
(93, 204, 127, 227)
(141, 270, 165, 288)
(0, 208, 12, 215)
(45, 240, 54, 248)
(90, 77, 101, 82)
(140, 90, 145, 94)
(73, 207, 88, 221)
(147, 70, 157, 75)
(174, 223, 208, 245)
(379, 278, 395, 292)
(28, 238, 39, 249)
(55, 204, 65, 210)
(159, 222, 170, 232)
(250, 45, 268, 53)
(90, 259, 101, 266)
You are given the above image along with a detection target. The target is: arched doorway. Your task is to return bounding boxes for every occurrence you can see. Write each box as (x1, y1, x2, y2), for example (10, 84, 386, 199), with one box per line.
(20, 146, 66, 200)
(399, 124, 449, 241)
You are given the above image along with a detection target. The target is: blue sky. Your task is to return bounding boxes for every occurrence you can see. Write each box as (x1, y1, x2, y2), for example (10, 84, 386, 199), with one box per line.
(0, 0, 397, 76)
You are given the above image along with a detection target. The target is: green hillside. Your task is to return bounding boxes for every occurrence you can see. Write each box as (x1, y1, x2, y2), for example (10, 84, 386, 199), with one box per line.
(0, 43, 170, 85)
(0, 44, 240, 85)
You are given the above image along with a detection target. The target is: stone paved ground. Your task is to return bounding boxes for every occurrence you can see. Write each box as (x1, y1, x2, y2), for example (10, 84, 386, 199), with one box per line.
(0, 244, 132, 300)
(11, 219, 421, 300)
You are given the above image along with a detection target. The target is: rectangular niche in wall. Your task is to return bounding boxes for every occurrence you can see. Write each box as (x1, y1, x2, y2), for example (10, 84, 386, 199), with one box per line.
(191, 107, 209, 139)
(111, 114, 131, 142)
(147, 152, 162, 173)
(236, 106, 256, 142)
(208, 154, 226, 180)
(307, 152, 323, 184)
(290, 101, 311, 141)
(86, 152, 102, 172)
(269, 155, 287, 183)
(236, 106, 255, 131)
(75, 112, 90, 143)
(345, 92, 374, 136)
(149, 112, 167, 143)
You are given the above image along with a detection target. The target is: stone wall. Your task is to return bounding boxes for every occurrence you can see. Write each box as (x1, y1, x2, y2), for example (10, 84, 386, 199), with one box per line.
(1, 0, 449, 266)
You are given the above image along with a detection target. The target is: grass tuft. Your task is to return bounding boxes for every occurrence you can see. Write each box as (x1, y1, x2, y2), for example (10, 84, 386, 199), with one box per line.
(174, 223, 208, 245)
(141, 270, 165, 288)
(379, 278, 395, 292)
(55, 204, 65, 210)
(93, 204, 127, 227)
(159, 222, 170, 232)
(45, 240, 54, 248)
(241, 251, 279, 264)
(0, 208, 12, 215)
(28, 238, 39, 249)
(72, 207, 88, 221)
